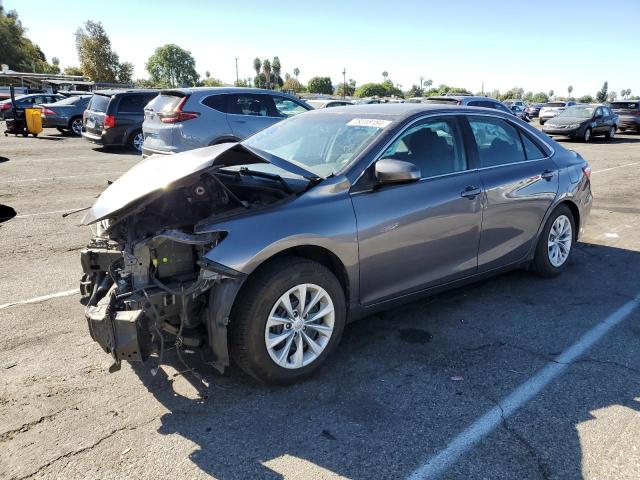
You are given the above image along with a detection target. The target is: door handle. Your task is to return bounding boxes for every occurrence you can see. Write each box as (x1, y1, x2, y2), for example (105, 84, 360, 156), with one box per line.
(460, 185, 482, 199)
(541, 169, 555, 181)
(232, 120, 247, 124)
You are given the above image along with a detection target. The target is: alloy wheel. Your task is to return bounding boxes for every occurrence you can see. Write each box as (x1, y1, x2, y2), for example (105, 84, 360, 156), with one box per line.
(547, 214, 572, 267)
(608, 127, 616, 139)
(264, 283, 335, 369)
(584, 128, 591, 142)
(71, 118, 83, 136)
(132, 132, 144, 152)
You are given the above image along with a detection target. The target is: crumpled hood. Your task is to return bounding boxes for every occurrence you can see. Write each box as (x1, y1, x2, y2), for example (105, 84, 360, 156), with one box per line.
(83, 142, 321, 225)
(83, 143, 238, 224)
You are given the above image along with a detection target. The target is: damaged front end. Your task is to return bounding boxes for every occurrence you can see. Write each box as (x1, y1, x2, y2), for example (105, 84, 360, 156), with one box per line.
(79, 143, 312, 373)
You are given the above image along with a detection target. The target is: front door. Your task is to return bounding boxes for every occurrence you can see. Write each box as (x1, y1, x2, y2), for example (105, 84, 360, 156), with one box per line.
(466, 115, 559, 272)
(352, 116, 483, 305)
(227, 93, 279, 139)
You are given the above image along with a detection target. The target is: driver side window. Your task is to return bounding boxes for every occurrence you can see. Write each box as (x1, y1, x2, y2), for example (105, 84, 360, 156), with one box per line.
(380, 118, 467, 178)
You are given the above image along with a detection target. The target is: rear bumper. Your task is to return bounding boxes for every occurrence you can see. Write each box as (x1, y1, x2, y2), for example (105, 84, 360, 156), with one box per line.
(82, 128, 127, 146)
(617, 116, 640, 128)
(82, 130, 104, 144)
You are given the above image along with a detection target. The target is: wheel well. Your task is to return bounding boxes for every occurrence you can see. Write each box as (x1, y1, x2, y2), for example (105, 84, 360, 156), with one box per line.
(559, 200, 580, 234)
(251, 246, 350, 301)
(210, 137, 239, 145)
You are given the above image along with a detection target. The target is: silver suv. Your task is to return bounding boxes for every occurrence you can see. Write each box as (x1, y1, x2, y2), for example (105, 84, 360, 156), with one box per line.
(141, 87, 311, 157)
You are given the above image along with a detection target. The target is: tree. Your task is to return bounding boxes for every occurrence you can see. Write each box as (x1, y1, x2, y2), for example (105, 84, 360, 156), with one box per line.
(118, 62, 134, 84)
(608, 91, 617, 102)
(262, 59, 272, 89)
(548, 90, 554, 99)
(64, 66, 84, 76)
(0, 7, 59, 73)
(423, 79, 433, 88)
(272, 56, 281, 81)
(595, 81, 608, 103)
(146, 44, 199, 87)
(234, 78, 249, 87)
(335, 79, 356, 97)
(282, 76, 303, 93)
(578, 95, 594, 103)
(307, 76, 333, 94)
(382, 71, 388, 80)
(531, 92, 549, 103)
(406, 84, 424, 98)
(293, 67, 300, 79)
(202, 77, 224, 87)
(567, 85, 573, 98)
(75, 21, 129, 82)
(205, 70, 211, 79)
(253, 58, 262, 86)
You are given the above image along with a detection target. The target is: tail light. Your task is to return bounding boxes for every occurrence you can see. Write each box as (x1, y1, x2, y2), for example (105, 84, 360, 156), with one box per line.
(0, 103, 10, 110)
(103, 115, 116, 129)
(582, 165, 591, 178)
(160, 97, 199, 123)
(41, 107, 56, 116)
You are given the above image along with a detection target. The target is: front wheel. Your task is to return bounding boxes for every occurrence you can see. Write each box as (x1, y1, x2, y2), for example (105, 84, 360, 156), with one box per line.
(230, 257, 346, 384)
(605, 126, 616, 139)
(531, 205, 575, 278)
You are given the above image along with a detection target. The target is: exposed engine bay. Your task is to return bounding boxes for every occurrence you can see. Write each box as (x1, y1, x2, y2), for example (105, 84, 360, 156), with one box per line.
(80, 145, 311, 373)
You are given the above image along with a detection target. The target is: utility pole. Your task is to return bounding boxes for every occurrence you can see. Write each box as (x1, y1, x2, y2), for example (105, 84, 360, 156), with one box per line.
(342, 68, 346, 98)
(420, 76, 424, 89)
(481, 81, 484, 95)
(235, 58, 239, 86)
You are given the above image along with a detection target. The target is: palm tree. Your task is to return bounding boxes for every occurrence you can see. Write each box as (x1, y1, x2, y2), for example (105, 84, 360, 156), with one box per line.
(272, 57, 281, 88)
(567, 85, 573, 98)
(423, 78, 433, 88)
(205, 70, 211, 79)
(382, 71, 388, 81)
(262, 59, 272, 89)
(293, 67, 300, 80)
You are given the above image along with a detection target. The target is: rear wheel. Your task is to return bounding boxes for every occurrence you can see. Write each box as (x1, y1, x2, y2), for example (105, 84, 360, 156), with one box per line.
(129, 130, 143, 152)
(539, 119, 546, 125)
(230, 257, 346, 385)
(531, 205, 575, 278)
(619, 127, 626, 132)
(582, 127, 592, 142)
(69, 117, 83, 136)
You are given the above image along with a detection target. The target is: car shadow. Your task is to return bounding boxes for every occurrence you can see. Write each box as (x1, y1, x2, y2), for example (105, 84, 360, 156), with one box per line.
(92, 146, 140, 155)
(0, 204, 17, 223)
(0, 156, 9, 163)
(555, 136, 640, 144)
(130, 242, 640, 479)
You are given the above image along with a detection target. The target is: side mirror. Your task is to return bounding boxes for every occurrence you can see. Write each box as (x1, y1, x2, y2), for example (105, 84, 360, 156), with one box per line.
(375, 158, 421, 185)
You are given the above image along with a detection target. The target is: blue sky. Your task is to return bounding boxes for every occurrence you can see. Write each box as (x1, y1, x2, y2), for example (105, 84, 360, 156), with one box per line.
(5, 0, 640, 96)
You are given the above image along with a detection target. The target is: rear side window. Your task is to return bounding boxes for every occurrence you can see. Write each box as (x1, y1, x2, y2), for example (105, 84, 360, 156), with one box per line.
(273, 96, 308, 117)
(147, 94, 185, 114)
(88, 94, 111, 113)
(468, 116, 526, 167)
(202, 94, 228, 113)
(228, 94, 276, 116)
(118, 94, 154, 113)
(520, 133, 546, 160)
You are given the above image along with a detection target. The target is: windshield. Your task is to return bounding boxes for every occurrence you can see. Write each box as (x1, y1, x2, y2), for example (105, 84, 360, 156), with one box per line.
(558, 106, 594, 118)
(241, 113, 393, 177)
(87, 94, 111, 113)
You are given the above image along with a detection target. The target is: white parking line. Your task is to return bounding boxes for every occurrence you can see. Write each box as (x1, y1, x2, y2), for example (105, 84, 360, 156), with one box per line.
(0, 171, 124, 184)
(0, 289, 79, 311)
(407, 294, 640, 480)
(592, 161, 640, 174)
(15, 208, 87, 218)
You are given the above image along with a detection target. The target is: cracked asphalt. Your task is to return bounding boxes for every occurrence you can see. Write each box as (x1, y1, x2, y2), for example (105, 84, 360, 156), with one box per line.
(1, 123, 639, 480)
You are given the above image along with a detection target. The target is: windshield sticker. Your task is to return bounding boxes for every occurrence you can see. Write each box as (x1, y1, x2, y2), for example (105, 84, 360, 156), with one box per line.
(346, 118, 392, 128)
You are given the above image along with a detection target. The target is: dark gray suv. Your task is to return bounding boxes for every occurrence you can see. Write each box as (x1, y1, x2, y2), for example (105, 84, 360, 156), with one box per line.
(141, 87, 311, 157)
(80, 104, 592, 385)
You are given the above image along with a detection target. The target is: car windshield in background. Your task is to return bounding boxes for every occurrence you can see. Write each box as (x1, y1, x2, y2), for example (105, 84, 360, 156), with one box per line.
(242, 113, 392, 177)
(545, 102, 566, 107)
(609, 102, 639, 110)
(88, 94, 111, 112)
(558, 106, 594, 118)
(146, 93, 183, 114)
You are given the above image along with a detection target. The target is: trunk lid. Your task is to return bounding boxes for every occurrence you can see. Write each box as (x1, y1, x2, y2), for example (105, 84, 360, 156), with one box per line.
(142, 92, 185, 152)
(84, 94, 111, 135)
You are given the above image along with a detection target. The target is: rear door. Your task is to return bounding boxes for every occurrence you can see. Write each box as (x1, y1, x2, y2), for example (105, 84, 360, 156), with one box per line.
(84, 94, 111, 135)
(226, 93, 280, 139)
(467, 115, 559, 271)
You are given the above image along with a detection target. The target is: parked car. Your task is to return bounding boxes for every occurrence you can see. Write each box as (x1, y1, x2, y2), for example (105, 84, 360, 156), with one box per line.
(503, 99, 525, 108)
(542, 104, 618, 142)
(41, 95, 92, 135)
(307, 98, 354, 109)
(510, 105, 530, 121)
(424, 95, 514, 114)
(526, 103, 544, 118)
(141, 87, 311, 157)
(539, 101, 576, 125)
(608, 100, 640, 133)
(79, 104, 592, 385)
(353, 98, 381, 104)
(82, 89, 159, 152)
(0, 93, 64, 120)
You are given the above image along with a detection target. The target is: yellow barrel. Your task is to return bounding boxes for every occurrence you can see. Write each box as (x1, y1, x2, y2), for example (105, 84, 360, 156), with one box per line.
(25, 108, 43, 136)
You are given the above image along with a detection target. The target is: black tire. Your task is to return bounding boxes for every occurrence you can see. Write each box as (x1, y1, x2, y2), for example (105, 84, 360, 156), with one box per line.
(128, 130, 143, 152)
(582, 127, 592, 142)
(56, 127, 69, 135)
(229, 257, 346, 385)
(605, 125, 617, 139)
(619, 127, 626, 132)
(531, 204, 576, 278)
(539, 119, 546, 125)
(68, 117, 83, 136)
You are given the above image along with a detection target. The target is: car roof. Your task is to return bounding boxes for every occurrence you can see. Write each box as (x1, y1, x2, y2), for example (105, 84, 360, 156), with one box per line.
(93, 89, 159, 96)
(160, 87, 299, 98)
(427, 95, 499, 102)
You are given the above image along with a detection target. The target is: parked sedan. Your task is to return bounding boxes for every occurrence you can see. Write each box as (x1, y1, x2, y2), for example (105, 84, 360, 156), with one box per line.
(142, 88, 311, 157)
(542, 105, 618, 142)
(307, 98, 354, 109)
(0, 93, 64, 120)
(539, 101, 576, 124)
(79, 104, 592, 385)
(41, 95, 92, 135)
(526, 103, 544, 118)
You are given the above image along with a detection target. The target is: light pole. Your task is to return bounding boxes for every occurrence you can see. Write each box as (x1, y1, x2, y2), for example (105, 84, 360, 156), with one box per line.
(342, 68, 346, 98)
(235, 58, 239, 86)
